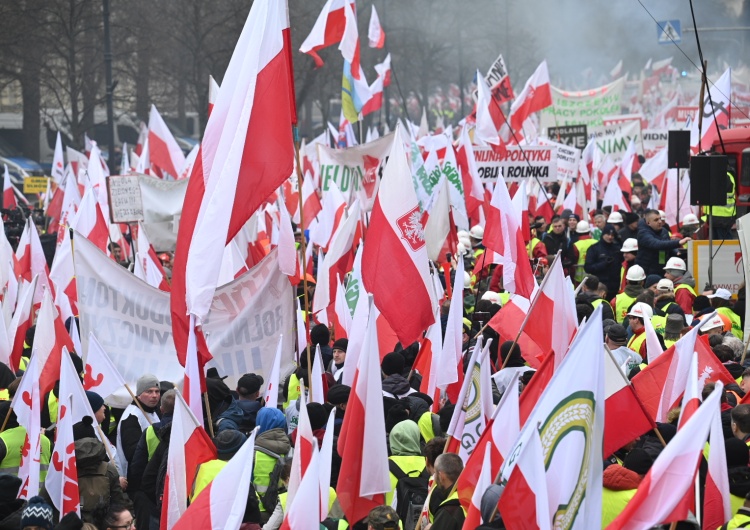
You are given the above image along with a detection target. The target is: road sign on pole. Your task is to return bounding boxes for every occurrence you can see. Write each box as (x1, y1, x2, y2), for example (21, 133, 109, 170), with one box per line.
(657, 20, 681, 44)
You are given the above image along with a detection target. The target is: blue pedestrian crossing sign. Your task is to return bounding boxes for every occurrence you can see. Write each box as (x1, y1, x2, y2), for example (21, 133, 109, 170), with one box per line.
(657, 20, 681, 44)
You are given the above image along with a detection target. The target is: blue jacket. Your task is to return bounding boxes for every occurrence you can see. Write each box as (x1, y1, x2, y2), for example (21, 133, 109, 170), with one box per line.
(635, 219, 681, 275)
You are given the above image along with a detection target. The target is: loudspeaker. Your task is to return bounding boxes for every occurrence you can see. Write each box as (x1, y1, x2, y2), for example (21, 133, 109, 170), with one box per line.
(668, 130, 691, 168)
(690, 154, 728, 206)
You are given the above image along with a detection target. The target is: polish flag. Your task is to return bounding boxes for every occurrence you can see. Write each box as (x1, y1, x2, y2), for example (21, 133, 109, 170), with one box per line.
(423, 177, 452, 262)
(603, 346, 656, 457)
(161, 391, 218, 530)
(281, 439, 321, 530)
(367, 5, 385, 48)
(3, 164, 16, 209)
(183, 315, 206, 421)
(361, 64, 385, 116)
(703, 389, 732, 530)
(375, 52, 391, 87)
(299, 171, 322, 225)
(412, 307, 443, 400)
(208, 75, 220, 116)
(607, 383, 723, 530)
(332, 275, 352, 338)
(287, 383, 314, 504)
(172, 426, 258, 530)
(617, 139, 639, 192)
(51, 132, 65, 185)
(463, 441, 493, 530)
(601, 169, 631, 212)
(16, 374, 42, 499)
(72, 187, 110, 253)
(310, 344, 326, 404)
(148, 105, 186, 179)
(487, 294, 542, 368)
(137, 222, 170, 291)
(16, 218, 54, 305)
(49, 230, 77, 324)
(483, 171, 536, 298)
(497, 306, 606, 529)
(53, 168, 82, 245)
(455, 371, 521, 510)
(308, 180, 346, 251)
(456, 124, 485, 221)
(317, 410, 336, 519)
(300, 0, 355, 68)
(8, 276, 37, 372)
(45, 393, 80, 517)
(475, 70, 506, 151)
(438, 257, 464, 400)
(171, 0, 296, 367)
(445, 337, 493, 462)
(531, 183, 554, 223)
(643, 306, 664, 365)
(362, 125, 435, 346)
(83, 332, 127, 399)
(338, 0, 362, 78)
(31, 289, 75, 396)
(631, 321, 735, 422)
(336, 305, 391, 525)
(264, 335, 283, 409)
(509, 60, 552, 133)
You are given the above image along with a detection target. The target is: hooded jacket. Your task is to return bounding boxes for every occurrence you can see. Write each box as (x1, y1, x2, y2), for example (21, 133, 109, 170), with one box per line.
(74, 437, 129, 521)
(636, 218, 683, 275)
(584, 238, 623, 297)
(382, 374, 416, 399)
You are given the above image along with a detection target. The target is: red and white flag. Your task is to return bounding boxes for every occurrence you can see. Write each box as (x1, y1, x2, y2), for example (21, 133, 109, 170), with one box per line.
(497, 305, 605, 529)
(362, 125, 435, 346)
(607, 383, 723, 530)
(183, 315, 206, 421)
(475, 70, 505, 149)
(171, 0, 295, 367)
(362, 57, 388, 116)
(300, 0, 355, 67)
(161, 391, 217, 530)
(16, 375, 42, 500)
(208, 75, 220, 116)
(643, 314, 663, 365)
(45, 393, 80, 517)
(3, 164, 16, 209)
(8, 276, 38, 372)
(16, 218, 54, 305)
(367, 5, 385, 48)
(603, 347, 656, 457)
(172, 427, 258, 530)
(264, 335, 283, 409)
(287, 382, 314, 505)
(601, 168, 631, 213)
(412, 306, 442, 402)
(148, 105, 187, 179)
(703, 389, 732, 530)
(72, 187, 109, 253)
(51, 132, 65, 185)
(298, 171, 322, 225)
(83, 332, 127, 398)
(281, 438, 321, 530)
(509, 60, 552, 133)
(336, 304, 391, 525)
(456, 124, 485, 221)
(462, 441, 493, 530)
(437, 257, 464, 397)
(424, 177, 452, 262)
(31, 289, 75, 396)
(690, 68, 731, 150)
(54, 169, 82, 245)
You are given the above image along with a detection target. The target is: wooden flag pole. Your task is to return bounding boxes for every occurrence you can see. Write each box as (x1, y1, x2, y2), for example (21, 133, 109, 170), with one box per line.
(203, 391, 214, 438)
(124, 383, 153, 426)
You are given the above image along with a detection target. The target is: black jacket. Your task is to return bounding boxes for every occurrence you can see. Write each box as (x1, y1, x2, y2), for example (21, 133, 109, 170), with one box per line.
(635, 219, 682, 275)
(584, 239, 622, 297)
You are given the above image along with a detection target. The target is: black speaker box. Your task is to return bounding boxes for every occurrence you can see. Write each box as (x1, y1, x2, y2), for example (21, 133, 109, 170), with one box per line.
(690, 154, 728, 206)
(668, 130, 691, 168)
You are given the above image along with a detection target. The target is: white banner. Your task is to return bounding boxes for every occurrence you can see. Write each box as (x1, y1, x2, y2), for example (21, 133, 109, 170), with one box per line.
(474, 146, 558, 183)
(540, 77, 626, 130)
(642, 129, 669, 159)
(317, 132, 394, 210)
(588, 119, 643, 164)
(538, 138, 580, 182)
(138, 175, 189, 252)
(74, 233, 295, 408)
(687, 240, 743, 298)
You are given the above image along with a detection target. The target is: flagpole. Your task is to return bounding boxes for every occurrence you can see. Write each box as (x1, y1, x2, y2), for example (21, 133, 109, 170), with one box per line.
(499, 252, 562, 370)
(123, 383, 154, 426)
(203, 391, 214, 437)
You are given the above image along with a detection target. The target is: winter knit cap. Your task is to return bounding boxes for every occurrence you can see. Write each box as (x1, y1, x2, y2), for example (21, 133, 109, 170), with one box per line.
(725, 438, 750, 468)
(623, 448, 653, 475)
(72, 416, 97, 441)
(606, 324, 628, 345)
(665, 314, 685, 335)
(237, 373, 264, 396)
(0, 473, 21, 502)
(85, 391, 104, 413)
(21, 496, 54, 530)
(644, 274, 662, 289)
(332, 338, 348, 352)
(256, 407, 287, 434)
(306, 403, 328, 431)
(136, 374, 160, 396)
(214, 429, 247, 456)
(389, 419, 422, 456)
(327, 384, 351, 405)
(381, 352, 405, 376)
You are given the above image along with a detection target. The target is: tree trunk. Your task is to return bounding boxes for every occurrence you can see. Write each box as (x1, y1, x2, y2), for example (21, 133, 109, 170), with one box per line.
(20, 57, 41, 161)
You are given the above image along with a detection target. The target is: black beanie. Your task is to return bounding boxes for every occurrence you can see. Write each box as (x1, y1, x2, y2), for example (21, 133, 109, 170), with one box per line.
(72, 416, 97, 441)
(306, 403, 328, 430)
(332, 338, 348, 352)
(381, 352, 405, 376)
(214, 429, 247, 456)
(327, 384, 351, 405)
(310, 324, 330, 346)
(0, 473, 21, 502)
(623, 448, 653, 475)
(85, 391, 104, 413)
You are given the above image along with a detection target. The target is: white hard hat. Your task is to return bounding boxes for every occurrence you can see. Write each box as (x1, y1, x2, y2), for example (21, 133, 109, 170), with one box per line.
(481, 291, 502, 306)
(621, 238, 639, 253)
(701, 314, 725, 331)
(658, 210, 666, 219)
(457, 230, 471, 241)
(631, 196, 641, 206)
(456, 242, 469, 257)
(469, 225, 484, 240)
(626, 264, 646, 281)
(656, 278, 674, 292)
(464, 272, 472, 287)
(458, 235, 472, 249)
(664, 257, 686, 271)
(575, 220, 591, 234)
(627, 302, 653, 320)
(607, 211, 624, 224)
(682, 213, 699, 225)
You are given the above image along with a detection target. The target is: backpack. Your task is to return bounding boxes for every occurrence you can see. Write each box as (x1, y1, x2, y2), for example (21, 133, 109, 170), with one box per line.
(79, 461, 112, 517)
(388, 459, 430, 530)
(254, 446, 286, 514)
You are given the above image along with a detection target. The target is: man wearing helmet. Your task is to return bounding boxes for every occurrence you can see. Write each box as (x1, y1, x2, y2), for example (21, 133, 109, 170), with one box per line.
(612, 265, 646, 323)
(663, 257, 696, 315)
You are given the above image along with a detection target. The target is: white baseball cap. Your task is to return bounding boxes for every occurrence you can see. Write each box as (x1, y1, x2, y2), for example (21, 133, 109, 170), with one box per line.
(627, 302, 654, 320)
(626, 265, 646, 281)
(656, 278, 674, 292)
(576, 221, 591, 234)
(621, 238, 638, 253)
(701, 314, 725, 331)
(607, 211, 624, 224)
(682, 213, 699, 225)
(664, 257, 686, 271)
(481, 291, 503, 306)
(707, 288, 732, 301)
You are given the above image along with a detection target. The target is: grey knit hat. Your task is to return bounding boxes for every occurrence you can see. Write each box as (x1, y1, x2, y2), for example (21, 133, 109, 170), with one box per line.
(136, 374, 160, 396)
